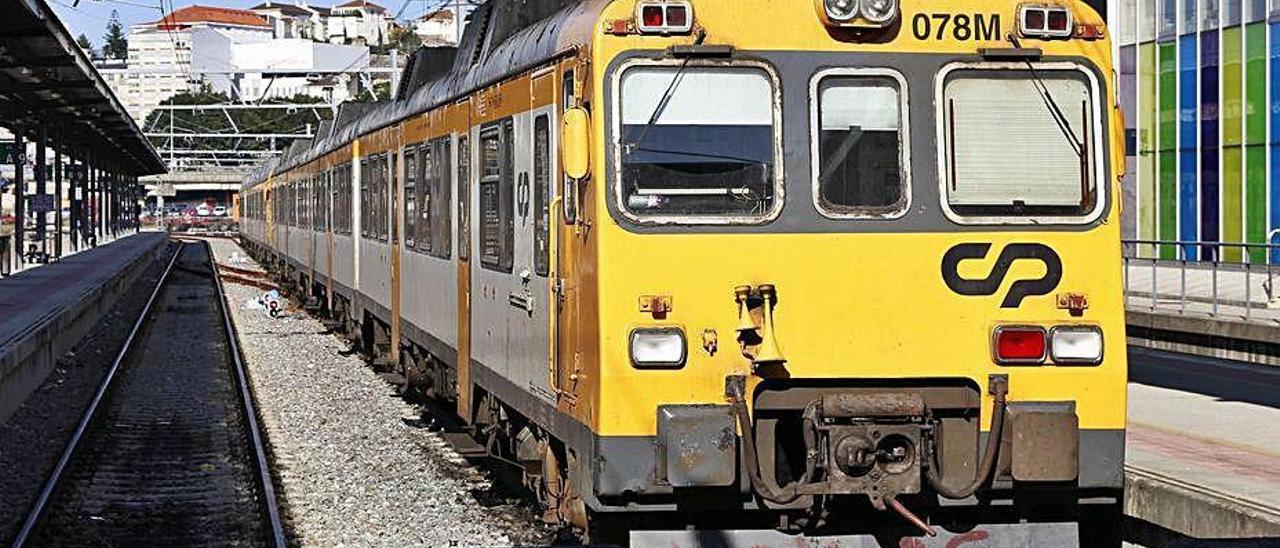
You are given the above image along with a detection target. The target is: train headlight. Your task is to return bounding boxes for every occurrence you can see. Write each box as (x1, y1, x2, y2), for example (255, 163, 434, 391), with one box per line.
(1050, 326, 1104, 365)
(860, 0, 898, 24)
(823, 0, 859, 22)
(629, 327, 687, 368)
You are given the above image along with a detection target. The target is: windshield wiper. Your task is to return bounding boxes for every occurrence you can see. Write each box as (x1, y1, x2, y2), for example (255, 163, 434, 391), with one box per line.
(1009, 36, 1084, 158)
(624, 32, 708, 155)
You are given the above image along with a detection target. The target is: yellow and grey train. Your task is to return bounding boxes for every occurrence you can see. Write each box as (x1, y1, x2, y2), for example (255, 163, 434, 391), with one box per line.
(239, 0, 1126, 544)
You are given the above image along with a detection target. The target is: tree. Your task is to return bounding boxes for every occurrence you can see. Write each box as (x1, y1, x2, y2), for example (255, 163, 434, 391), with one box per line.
(354, 81, 392, 102)
(76, 33, 92, 52)
(372, 25, 421, 55)
(141, 91, 331, 154)
(102, 10, 128, 60)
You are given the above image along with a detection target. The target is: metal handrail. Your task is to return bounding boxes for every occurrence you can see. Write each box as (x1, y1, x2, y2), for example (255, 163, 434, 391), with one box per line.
(1121, 238, 1280, 319)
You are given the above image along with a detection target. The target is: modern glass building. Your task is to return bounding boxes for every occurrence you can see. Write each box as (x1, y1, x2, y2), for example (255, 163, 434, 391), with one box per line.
(1111, 0, 1280, 261)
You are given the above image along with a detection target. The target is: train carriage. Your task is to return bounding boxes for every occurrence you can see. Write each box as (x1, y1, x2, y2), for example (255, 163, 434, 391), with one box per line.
(239, 0, 1127, 544)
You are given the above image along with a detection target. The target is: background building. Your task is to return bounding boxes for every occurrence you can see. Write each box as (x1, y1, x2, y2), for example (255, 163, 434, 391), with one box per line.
(327, 0, 392, 46)
(250, 2, 331, 41)
(1112, 0, 1280, 262)
(97, 4, 369, 121)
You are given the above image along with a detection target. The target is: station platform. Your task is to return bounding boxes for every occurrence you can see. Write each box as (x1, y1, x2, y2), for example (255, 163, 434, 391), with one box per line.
(1125, 348, 1280, 544)
(0, 231, 166, 422)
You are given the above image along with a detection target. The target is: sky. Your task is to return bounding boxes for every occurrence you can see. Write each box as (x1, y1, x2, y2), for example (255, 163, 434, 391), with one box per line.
(51, 0, 180, 45)
(48, 0, 452, 50)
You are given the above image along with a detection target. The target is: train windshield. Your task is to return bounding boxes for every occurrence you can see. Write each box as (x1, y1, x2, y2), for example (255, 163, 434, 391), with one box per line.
(617, 64, 778, 221)
(941, 66, 1101, 221)
(814, 72, 908, 217)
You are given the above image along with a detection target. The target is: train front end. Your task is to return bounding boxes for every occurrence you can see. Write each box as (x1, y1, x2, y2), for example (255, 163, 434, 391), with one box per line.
(576, 0, 1126, 543)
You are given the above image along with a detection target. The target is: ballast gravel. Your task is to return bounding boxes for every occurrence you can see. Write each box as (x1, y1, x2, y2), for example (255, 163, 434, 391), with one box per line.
(205, 237, 548, 547)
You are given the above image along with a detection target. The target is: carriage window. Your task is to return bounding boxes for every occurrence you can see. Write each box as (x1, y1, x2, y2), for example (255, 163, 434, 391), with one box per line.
(814, 73, 908, 217)
(534, 115, 551, 276)
(430, 138, 453, 259)
(389, 152, 399, 244)
(618, 65, 778, 221)
(303, 177, 311, 229)
(458, 135, 470, 260)
(404, 147, 417, 248)
(360, 158, 370, 237)
(424, 141, 440, 252)
(941, 67, 1100, 221)
(500, 121, 514, 270)
(562, 69, 578, 225)
(479, 126, 503, 270)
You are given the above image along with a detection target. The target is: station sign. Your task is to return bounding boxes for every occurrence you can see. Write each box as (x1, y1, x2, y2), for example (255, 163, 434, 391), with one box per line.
(149, 182, 177, 197)
(1, 142, 24, 164)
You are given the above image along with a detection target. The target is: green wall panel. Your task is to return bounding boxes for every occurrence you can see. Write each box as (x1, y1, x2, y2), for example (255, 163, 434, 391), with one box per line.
(1139, 42, 1157, 257)
(1245, 23, 1268, 263)
(1159, 43, 1178, 259)
(1223, 26, 1244, 262)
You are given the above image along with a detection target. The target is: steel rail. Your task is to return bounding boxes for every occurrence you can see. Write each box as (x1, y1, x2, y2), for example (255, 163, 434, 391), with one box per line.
(10, 242, 185, 548)
(204, 239, 288, 548)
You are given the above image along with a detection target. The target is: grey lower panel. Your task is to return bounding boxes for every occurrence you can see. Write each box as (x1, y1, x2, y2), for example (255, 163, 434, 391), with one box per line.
(631, 522, 1079, 548)
(594, 429, 1125, 511)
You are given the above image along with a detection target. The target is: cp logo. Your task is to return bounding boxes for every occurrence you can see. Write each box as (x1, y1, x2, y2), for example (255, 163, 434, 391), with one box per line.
(940, 243, 1062, 308)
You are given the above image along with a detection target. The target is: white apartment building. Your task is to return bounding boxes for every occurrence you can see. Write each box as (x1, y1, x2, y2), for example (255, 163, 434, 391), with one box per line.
(249, 2, 331, 41)
(413, 9, 458, 46)
(105, 5, 273, 121)
(327, 0, 392, 46)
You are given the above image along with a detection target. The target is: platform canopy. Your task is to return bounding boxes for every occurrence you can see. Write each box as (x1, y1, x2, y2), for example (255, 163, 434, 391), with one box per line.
(0, 0, 165, 175)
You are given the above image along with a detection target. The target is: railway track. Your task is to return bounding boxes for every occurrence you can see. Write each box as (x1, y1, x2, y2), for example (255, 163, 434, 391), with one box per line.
(9, 241, 286, 548)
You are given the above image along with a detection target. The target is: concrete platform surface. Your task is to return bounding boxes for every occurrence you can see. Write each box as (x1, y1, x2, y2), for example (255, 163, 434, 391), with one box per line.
(0, 231, 166, 422)
(1126, 347, 1280, 539)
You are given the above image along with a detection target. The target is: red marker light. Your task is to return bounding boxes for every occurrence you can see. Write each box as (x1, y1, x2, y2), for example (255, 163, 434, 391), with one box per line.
(1047, 10, 1069, 32)
(994, 327, 1046, 363)
(641, 5, 664, 28)
(665, 5, 688, 28)
(1023, 9, 1045, 31)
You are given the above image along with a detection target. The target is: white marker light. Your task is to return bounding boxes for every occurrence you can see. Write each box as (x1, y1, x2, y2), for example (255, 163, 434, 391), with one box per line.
(1050, 326, 1103, 365)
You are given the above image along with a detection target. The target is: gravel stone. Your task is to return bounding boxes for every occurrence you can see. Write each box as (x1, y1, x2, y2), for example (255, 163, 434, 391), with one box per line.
(205, 237, 547, 547)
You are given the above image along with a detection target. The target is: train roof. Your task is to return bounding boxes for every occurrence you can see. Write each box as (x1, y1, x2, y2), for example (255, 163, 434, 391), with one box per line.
(243, 0, 606, 189)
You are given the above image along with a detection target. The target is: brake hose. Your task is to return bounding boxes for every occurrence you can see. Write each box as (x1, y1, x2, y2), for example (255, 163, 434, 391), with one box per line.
(728, 382, 814, 505)
(925, 376, 1009, 499)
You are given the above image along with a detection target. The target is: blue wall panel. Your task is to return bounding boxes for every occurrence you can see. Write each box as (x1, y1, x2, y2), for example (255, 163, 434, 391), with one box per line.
(1180, 34, 1199, 259)
(1271, 23, 1280, 262)
(1200, 29, 1221, 260)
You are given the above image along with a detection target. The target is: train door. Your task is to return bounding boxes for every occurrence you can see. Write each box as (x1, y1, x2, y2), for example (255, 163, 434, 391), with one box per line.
(507, 71, 557, 404)
(456, 100, 474, 420)
(554, 67, 581, 404)
(471, 119, 515, 386)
